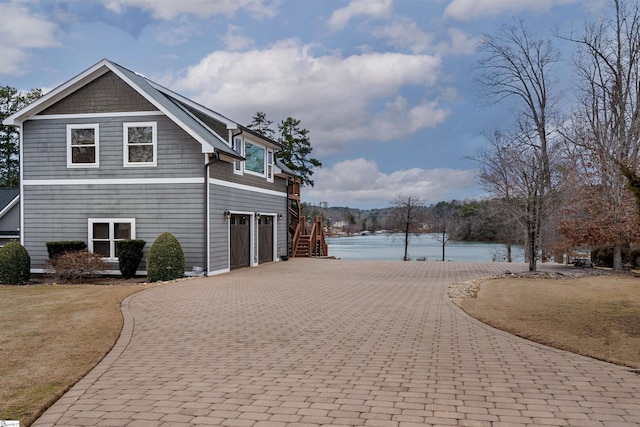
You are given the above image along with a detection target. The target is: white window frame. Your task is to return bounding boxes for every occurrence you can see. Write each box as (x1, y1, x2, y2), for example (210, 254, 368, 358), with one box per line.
(266, 148, 274, 182)
(67, 124, 99, 168)
(123, 122, 157, 167)
(244, 140, 266, 178)
(88, 218, 136, 260)
(233, 136, 244, 175)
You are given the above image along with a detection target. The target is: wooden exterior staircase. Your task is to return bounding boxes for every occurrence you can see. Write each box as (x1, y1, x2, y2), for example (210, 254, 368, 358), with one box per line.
(288, 180, 328, 258)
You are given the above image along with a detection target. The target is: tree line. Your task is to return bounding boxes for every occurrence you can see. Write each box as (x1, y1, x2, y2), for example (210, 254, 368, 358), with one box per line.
(470, 0, 640, 272)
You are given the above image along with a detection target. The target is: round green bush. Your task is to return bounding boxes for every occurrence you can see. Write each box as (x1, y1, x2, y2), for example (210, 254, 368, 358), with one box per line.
(146, 232, 185, 282)
(0, 240, 31, 284)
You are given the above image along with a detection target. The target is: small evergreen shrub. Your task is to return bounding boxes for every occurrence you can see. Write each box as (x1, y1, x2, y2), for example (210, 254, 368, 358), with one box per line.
(46, 251, 109, 282)
(146, 232, 185, 282)
(46, 241, 87, 259)
(0, 240, 31, 284)
(116, 239, 146, 279)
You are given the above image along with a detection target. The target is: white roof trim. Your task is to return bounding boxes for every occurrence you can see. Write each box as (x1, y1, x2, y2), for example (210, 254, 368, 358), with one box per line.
(3, 59, 111, 126)
(147, 81, 239, 130)
(0, 195, 19, 219)
(2, 59, 217, 154)
(106, 64, 215, 154)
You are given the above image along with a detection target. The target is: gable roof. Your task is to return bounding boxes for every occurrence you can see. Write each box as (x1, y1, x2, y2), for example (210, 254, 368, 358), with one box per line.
(0, 188, 19, 219)
(3, 59, 268, 160)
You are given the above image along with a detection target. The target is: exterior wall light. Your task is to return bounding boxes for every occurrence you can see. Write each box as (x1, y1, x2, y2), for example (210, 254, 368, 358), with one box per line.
(224, 211, 231, 219)
(256, 212, 261, 220)
(278, 213, 284, 220)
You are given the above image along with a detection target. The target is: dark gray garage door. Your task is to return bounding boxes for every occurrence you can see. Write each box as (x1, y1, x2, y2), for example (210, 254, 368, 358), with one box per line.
(258, 216, 273, 264)
(230, 215, 250, 269)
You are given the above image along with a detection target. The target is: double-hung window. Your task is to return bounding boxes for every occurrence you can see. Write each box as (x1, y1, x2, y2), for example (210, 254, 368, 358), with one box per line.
(67, 124, 99, 168)
(245, 141, 265, 176)
(88, 218, 135, 259)
(266, 149, 274, 182)
(124, 122, 157, 167)
(233, 137, 244, 174)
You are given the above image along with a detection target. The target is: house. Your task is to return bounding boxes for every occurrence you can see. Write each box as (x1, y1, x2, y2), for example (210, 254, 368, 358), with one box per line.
(3, 59, 300, 275)
(0, 188, 20, 246)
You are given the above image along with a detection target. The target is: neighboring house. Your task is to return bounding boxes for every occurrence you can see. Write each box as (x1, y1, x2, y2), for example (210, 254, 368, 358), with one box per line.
(0, 188, 20, 246)
(3, 59, 297, 275)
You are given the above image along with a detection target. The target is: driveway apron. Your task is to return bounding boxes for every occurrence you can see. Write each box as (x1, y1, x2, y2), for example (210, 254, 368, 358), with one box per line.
(33, 260, 640, 426)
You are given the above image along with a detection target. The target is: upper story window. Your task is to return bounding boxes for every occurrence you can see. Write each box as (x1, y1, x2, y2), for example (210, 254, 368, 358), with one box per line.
(67, 124, 99, 168)
(267, 149, 274, 182)
(245, 141, 265, 176)
(124, 122, 157, 167)
(88, 218, 135, 259)
(233, 136, 244, 175)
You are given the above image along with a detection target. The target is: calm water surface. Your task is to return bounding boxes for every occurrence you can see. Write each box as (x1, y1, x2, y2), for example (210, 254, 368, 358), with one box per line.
(326, 233, 523, 262)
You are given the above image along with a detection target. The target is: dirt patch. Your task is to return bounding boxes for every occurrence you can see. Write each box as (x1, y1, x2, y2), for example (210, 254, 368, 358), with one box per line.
(453, 273, 640, 369)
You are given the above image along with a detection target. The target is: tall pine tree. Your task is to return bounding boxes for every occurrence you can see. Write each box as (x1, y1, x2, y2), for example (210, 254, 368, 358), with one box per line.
(247, 112, 322, 187)
(0, 86, 42, 187)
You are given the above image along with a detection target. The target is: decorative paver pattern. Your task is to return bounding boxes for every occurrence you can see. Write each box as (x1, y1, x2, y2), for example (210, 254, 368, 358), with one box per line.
(33, 260, 640, 426)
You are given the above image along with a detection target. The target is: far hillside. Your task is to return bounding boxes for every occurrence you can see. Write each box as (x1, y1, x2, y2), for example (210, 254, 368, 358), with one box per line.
(301, 199, 515, 244)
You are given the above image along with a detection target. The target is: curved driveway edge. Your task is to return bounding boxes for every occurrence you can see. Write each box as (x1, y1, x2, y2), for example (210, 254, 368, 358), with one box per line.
(33, 259, 640, 427)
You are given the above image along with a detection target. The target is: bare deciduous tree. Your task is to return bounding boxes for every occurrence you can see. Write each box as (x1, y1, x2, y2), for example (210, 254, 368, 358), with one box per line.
(561, 0, 640, 269)
(389, 195, 425, 261)
(476, 20, 561, 271)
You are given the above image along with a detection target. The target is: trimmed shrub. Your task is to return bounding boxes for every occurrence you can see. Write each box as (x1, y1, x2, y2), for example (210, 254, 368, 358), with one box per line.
(46, 250, 109, 283)
(0, 240, 31, 284)
(116, 239, 146, 279)
(46, 241, 87, 259)
(146, 232, 185, 282)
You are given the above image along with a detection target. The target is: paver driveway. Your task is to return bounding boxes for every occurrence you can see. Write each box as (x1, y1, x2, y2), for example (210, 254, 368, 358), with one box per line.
(34, 259, 640, 426)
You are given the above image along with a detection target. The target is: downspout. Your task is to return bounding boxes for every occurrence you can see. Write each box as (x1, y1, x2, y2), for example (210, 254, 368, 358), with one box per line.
(286, 178, 291, 259)
(204, 152, 220, 276)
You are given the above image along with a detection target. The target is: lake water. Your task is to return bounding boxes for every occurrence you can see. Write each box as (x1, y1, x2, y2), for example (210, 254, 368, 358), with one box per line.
(326, 233, 523, 262)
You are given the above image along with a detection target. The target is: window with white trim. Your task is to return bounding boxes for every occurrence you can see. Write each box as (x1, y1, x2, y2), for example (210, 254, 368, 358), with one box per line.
(266, 148, 274, 182)
(67, 124, 99, 168)
(233, 137, 243, 174)
(124, 122, 157, 166)
(245, 141, 265, 176)
(88, 218, 135, 259)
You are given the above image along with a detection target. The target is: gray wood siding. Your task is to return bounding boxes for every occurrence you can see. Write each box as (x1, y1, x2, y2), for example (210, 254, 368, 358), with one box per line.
(23, 184, 205, 272)
(41, 71, 157, 114)
(209, 185, 288, 272)
(23, 115, 204, 180)
(211, 160, 289, 192)
(0, 203, 19, 234)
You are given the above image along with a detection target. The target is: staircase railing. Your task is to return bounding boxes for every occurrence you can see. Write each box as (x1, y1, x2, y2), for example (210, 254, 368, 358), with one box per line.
(289, 215, 329, 258)
(291, 216, 306, 257)
(308, 216, 327, 257)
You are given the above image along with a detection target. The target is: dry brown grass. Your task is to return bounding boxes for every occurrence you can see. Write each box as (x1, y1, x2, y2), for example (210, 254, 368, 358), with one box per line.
(0, 280, 153, 426)
(455, 274, 640, 369)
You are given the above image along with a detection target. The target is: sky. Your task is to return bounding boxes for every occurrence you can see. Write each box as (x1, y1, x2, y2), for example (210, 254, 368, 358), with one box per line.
(1, 0, 608, 209)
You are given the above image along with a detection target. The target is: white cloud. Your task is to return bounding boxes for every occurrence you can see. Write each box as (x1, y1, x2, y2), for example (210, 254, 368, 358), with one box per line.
(440, 28, 480, 55)
(0, 3, 59, 75)
(167, 39, 448, 155)
(156, 17, 199, 45)
(304, 158, 478, 207)
(101, 0, 280, 20)
(444, 0, 582, 20)
(371, 18, 479, 56)
(222, 25, 255, 51)
(371, 17, 434, 54)
(328, 0, 393, 30)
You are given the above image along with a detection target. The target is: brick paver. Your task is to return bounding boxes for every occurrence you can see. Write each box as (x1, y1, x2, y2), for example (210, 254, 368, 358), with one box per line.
(33, 260, 640, 426)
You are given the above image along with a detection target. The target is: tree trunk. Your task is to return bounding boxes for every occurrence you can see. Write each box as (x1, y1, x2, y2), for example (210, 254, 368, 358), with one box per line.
(403, 226, 409, 261)
(613, 244, 622, 271)
(507, 243, 512, 263)
(441, 228, 446, 261)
